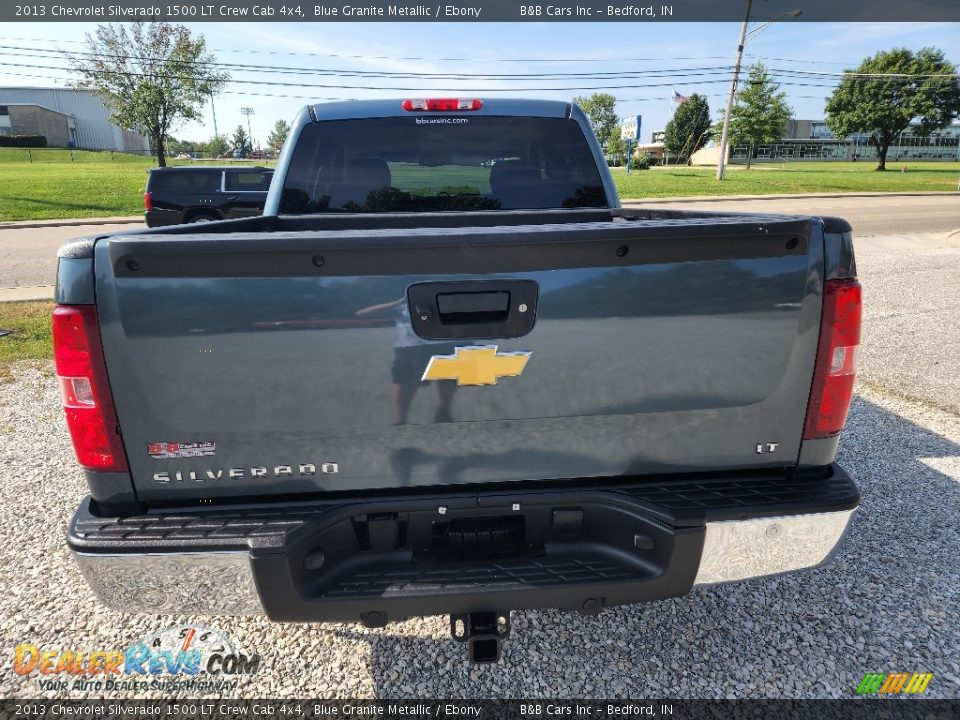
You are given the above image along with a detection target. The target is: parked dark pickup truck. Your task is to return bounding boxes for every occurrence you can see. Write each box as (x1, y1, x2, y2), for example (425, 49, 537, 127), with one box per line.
(55, 98, 860, 662)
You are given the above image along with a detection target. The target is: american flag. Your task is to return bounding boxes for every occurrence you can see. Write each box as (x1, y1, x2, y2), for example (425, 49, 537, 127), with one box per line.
(673, 89, 689, 103)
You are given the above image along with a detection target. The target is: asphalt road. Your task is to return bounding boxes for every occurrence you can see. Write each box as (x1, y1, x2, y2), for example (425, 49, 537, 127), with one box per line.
(0, 220, 141, 292)
(1, 194, 958, 291)
(633, 193, 960, 238)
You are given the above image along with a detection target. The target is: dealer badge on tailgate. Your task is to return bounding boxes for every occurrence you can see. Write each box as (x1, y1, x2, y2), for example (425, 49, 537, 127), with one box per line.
(148, 441, 216, 459)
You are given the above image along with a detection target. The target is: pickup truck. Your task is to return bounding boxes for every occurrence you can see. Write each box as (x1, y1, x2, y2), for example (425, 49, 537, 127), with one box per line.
(55, 98, 861, 663)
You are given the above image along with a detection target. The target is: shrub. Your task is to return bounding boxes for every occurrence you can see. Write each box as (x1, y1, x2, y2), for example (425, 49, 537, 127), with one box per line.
(0, 135, 47, 148)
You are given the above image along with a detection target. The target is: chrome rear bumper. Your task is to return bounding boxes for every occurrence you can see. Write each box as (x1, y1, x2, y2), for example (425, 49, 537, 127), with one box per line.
(693, 509, 854, 585)
(73, 508, 855, 616)
(74, 550, 263, 615)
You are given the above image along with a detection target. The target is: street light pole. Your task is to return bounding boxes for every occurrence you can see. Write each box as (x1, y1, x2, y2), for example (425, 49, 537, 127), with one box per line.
(240, 107, 255, 149)
(716, 0, 752, 181)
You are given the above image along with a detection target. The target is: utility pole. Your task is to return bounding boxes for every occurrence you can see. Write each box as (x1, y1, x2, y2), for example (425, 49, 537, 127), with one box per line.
(241, 107, 255, 149)
(715, 4, 801, 180)
(716, 0, 752, 181)
(210, 93, 219, 138)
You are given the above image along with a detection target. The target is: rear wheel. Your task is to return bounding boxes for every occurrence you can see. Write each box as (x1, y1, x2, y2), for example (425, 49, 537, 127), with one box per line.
(187, 211, 219, 224)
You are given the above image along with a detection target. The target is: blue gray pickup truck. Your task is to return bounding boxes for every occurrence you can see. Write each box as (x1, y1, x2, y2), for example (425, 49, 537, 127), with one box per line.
(54, 98, 861, 662)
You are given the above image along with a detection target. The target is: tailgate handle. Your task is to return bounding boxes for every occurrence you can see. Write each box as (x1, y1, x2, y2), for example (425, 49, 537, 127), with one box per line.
(437, 291, 510, 322)
(408, 280, 539, 340)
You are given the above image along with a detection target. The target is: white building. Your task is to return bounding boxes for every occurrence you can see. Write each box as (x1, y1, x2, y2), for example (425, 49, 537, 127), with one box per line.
(0, 86, 150, 152)
(730, 120, 960, 163)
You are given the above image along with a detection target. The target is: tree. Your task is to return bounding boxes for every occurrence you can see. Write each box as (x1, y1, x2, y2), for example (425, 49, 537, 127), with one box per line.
(204, 134, 230, 158)
(573, 93, 619, 148)
(231, 125, 250, 157)
(720, 63, 792, 169)
(166, 137, 196, 155)
(267, 119, 291, 151)
(69, 22, 228, 167)
(825, 47, 960, 171)
(604, 130, 627, 166)
(663, 94, 711, 165)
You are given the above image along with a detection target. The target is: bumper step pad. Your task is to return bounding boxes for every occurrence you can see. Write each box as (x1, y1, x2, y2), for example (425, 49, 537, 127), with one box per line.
(68, 466, 858, 629)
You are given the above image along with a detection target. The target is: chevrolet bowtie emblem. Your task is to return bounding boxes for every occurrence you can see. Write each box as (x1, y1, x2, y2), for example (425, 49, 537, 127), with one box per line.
(421, 345, 532, 386)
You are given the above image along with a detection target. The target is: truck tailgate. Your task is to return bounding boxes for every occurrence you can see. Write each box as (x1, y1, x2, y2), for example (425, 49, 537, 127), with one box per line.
(94, 216, 823, 501)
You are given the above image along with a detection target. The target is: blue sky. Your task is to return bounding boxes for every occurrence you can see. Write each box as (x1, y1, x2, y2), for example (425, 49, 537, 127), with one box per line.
(1, 21, 957, 145)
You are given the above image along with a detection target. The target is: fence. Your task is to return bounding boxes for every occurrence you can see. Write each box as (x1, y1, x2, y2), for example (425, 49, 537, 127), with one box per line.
(0, 146, 152, 164)
(731, 135, 960, 163)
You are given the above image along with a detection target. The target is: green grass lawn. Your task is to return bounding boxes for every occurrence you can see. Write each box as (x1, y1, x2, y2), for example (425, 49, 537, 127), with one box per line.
(0, 161, 152, 221)
(613, 161, 960, 199)
(390, 162, 491, 194)
(0, 301, 53, 381)
(1, 148, 957, 221)
(0, 148, 272, 221)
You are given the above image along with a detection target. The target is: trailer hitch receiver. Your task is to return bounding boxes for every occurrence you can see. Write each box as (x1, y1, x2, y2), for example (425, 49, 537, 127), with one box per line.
(450, 611, 511, 663)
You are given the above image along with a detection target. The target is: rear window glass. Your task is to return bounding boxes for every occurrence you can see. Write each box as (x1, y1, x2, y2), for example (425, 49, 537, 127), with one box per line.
(279, 116, 607, 214)
(224, 170, 273, 192)
(148, 169, 221, 194)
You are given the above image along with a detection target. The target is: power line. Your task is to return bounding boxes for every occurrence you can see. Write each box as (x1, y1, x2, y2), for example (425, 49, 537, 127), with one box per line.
(0, 60, 741, 90)
(0, 34, 883, 66)
(4, 43, 955, 99)
(0, 69, 839, 105)
(0, 46, 744, 80)
(6, 44, 956, 82)
(0, 69, 354, 100)
(0, 35, 738, 63)
(0, 59, 847, 91)
(2, 58, 955, 95)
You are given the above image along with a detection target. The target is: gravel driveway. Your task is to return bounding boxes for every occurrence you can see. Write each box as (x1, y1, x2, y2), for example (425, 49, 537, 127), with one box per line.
(1, 365, 957, 699)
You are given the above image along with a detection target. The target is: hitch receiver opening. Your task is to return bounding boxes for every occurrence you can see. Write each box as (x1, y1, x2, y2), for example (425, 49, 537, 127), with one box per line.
(450, 611, 511, 663)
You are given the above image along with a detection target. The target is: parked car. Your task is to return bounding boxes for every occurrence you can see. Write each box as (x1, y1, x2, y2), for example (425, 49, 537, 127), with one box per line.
(143, 166, 274, 227)
(57, 98, 860, 663)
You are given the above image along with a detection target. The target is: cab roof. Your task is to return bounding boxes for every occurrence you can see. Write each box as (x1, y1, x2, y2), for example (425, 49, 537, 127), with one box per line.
(309, 98, 573, 122)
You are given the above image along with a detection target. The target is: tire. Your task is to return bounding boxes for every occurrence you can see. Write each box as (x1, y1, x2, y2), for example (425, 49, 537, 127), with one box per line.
(187, 212, 218, 224)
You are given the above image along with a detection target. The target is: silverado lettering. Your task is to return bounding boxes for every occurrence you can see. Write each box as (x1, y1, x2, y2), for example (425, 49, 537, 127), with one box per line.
(153, 463, 337, 483)
(55, 98, 861, 663)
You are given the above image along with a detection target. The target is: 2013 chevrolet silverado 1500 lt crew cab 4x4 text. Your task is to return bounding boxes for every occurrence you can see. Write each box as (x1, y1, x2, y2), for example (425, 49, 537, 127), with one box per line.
(55, 98, 861, 662)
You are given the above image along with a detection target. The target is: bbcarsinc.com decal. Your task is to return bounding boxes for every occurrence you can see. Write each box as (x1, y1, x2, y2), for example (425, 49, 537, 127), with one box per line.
(13, 625, 260, 692)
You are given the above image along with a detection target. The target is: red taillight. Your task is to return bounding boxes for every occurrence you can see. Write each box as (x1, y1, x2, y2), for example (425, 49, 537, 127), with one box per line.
(53, 306, 128, 472)
(401, 98, 483, 112)
(803, 278, 862, 439)
(143, 191, 152, 211)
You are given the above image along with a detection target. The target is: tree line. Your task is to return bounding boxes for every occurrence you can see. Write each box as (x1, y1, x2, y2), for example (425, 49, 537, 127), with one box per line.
(574, 50, 958, 172)
(68, 21, 958, 172)
(166, 120, 291, 159)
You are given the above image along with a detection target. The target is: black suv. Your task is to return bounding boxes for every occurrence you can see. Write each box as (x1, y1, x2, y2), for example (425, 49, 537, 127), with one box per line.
(144, 166, 274, 227)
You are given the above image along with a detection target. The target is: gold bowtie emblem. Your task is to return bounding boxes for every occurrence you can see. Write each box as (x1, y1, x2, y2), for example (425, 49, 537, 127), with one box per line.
(421, 345, 532, 386)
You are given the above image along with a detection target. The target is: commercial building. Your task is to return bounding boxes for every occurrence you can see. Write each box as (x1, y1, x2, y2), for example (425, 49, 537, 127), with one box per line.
(728, 120, 960, 163)
(633, 130, 678, 165)
(0, 86, 149, 152)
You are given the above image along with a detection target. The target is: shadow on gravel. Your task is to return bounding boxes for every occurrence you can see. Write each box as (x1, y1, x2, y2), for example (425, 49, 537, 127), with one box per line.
(326, 395, 960, 698)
